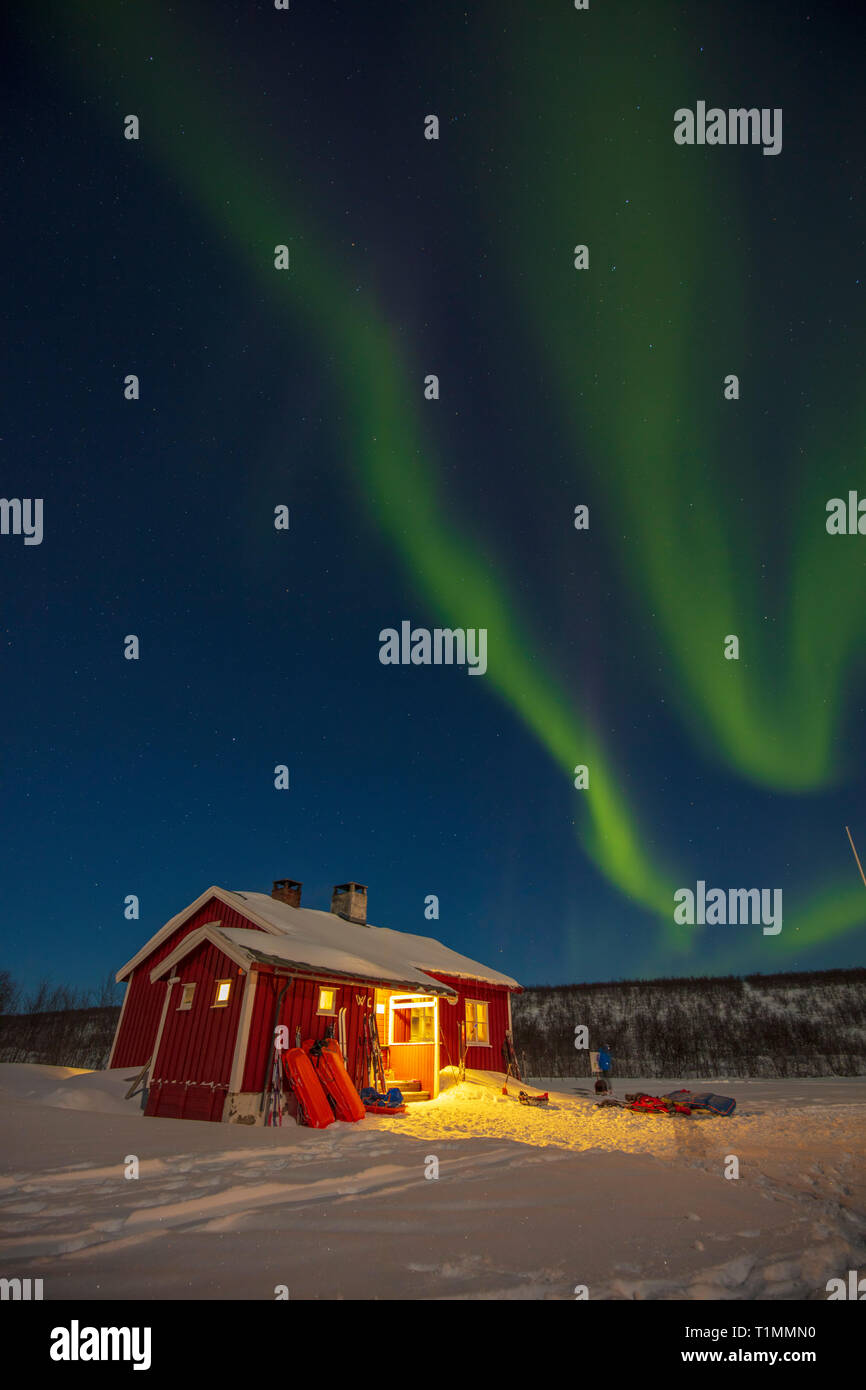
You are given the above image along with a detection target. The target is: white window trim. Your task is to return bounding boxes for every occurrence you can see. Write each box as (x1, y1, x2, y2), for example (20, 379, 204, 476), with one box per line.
(316, 987, 338, 1017)
(465, 998, 491, 1046)
(177, 982, 196, 1012)
(212, 979, 233, 1009)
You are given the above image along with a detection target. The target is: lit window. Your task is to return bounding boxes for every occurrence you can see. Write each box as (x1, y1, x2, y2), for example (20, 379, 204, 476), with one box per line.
(317, 987, 337, 1016)
(213, 980, 232, 1008)
(410, 1009, 434, 1042)
(465, 1000, 489, 1044)
(178, 983, 196, 1011)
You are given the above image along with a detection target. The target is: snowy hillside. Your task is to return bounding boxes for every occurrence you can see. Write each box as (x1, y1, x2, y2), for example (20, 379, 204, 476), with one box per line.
(0, 1005, 117, 1070)
(512, 968, 866, 1078)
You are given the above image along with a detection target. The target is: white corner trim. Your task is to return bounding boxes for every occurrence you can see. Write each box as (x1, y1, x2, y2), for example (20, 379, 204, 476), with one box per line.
(228, 970, 259, 1093)
(106, 967, 134, 1067)
(117, 885, 293, 982)
(149, 922, 251, 982)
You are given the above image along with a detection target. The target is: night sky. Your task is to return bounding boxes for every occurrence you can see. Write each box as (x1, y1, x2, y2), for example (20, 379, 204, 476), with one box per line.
(3, 0, 865, 997)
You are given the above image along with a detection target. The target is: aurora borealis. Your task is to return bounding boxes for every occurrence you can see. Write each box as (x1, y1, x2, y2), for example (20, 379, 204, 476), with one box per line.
(3, 0, 865, 991)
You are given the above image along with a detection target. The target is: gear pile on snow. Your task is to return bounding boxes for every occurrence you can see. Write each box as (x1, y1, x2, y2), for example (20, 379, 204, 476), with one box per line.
(360, 1086, 406, 1114)
(625, 1094, 692, 1115)
(596, 1089, 736, 1116)
(663, 1089, 736, 1116)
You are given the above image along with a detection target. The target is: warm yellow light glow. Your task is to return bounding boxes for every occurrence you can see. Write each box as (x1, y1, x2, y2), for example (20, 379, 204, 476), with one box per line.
(388, 994, 438, 1048)
(215, 981, 231, 1004)
(376, 1003, 385, 1014)
(465, 999, 489, 1044)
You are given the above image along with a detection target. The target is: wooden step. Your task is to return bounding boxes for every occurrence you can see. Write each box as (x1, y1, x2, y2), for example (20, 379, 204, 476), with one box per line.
(402, 1090, 430, 1103)
(389, 1079, 422, 1091)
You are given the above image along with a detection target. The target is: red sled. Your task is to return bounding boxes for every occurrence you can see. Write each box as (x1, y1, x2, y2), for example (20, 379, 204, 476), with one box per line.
(518, 1090, 549, 1106)
(282, 1047, 334, 1128)
(364, 1102, 407, 1115)
(303, 1038, 366, 1123)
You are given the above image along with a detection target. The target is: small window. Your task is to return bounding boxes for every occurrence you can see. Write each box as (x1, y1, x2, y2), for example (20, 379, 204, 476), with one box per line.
(410, 1009, 434, 1042)
(213, 979, 232, 1008)
(177, 983, 196, 1012)
(317, 987, 337, 1016)
(465, 1000, 489, 1045)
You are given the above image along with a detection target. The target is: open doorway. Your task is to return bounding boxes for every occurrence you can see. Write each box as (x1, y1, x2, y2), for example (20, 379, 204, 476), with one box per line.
(374, 990, 440, 1099)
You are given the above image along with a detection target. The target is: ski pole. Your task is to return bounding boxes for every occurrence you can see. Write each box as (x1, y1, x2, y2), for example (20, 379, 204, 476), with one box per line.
(846, 826, 866, 890)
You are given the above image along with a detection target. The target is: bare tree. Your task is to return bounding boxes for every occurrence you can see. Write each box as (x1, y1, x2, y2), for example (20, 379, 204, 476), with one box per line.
(0, 969, 19, 1015)
(93, 970, 123, 1007)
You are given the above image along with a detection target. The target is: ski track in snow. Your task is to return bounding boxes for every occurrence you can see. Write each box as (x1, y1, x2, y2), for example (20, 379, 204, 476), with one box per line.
(0, 1064, 864, 1301)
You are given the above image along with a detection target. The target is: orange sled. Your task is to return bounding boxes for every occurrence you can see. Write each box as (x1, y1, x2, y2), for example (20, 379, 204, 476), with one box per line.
(303, 1038, 366, 1123)
(283, 1047, 335, 1128)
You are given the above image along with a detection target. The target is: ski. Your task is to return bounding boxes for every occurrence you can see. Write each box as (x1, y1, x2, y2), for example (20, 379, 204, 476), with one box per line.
(502, 1028, 522, 1083)
(365, 1009, 387, 1093)
(264, 1045, 284, 1126)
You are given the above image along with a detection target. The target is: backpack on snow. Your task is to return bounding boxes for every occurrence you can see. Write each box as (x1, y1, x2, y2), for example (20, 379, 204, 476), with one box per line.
(664, 1089, 736, 1117)
(626, 1093, 691, 1115)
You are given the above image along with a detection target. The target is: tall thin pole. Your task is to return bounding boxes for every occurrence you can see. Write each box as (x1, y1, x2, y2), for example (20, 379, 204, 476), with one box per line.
(845, 826, 866, 891)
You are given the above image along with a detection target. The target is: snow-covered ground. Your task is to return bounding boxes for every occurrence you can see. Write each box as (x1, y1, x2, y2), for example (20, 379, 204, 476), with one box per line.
(1, 1064, 864, 1300)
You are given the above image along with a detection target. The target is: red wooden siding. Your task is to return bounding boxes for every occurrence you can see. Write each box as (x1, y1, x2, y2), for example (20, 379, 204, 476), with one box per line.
(145, 937, 247, 1121)
(391, 1005, 412, 1044)
(426, 972, 512, 1073)
(114, 887, 520, 1125)
(242, 972, 375, 1097)
(144, 1082, 226, 1123)
(111, 897, 265, 1068)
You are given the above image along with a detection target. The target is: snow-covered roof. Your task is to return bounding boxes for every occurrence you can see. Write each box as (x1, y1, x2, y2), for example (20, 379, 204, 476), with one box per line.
(120, 885, 521, 992)
(222, 892, 521, 990)
(149, 922, 452, 994)
(219, 927, 457, 994)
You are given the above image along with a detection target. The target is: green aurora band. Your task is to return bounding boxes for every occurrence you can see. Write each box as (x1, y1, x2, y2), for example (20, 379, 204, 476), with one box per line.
(482, 5, 866, 968)
(36, 2, 865, 972)
(490, 7, 866, 797)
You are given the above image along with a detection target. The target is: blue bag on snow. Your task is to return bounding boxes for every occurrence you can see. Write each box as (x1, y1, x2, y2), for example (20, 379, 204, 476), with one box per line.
(664, 1088, 736, 1116)
(360, 1086, 404, 1109)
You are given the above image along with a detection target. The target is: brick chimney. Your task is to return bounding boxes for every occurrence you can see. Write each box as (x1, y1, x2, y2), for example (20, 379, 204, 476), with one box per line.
(271, 879, 302, 908)
(330, 882, 367, 925)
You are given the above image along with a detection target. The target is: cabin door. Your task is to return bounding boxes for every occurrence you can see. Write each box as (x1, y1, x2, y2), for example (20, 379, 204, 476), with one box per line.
(384, 993, 439, 1099)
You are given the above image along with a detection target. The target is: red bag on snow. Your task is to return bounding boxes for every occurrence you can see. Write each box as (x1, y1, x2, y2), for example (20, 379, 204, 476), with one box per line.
(627, 1094, 691, 1115)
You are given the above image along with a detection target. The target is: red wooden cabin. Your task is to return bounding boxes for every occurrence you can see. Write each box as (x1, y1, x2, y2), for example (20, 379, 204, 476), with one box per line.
(109, 879, 522, 1123)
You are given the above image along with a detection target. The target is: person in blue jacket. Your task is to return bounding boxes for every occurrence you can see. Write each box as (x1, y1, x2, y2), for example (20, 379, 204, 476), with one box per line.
(597, 1043, 613, 1091)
